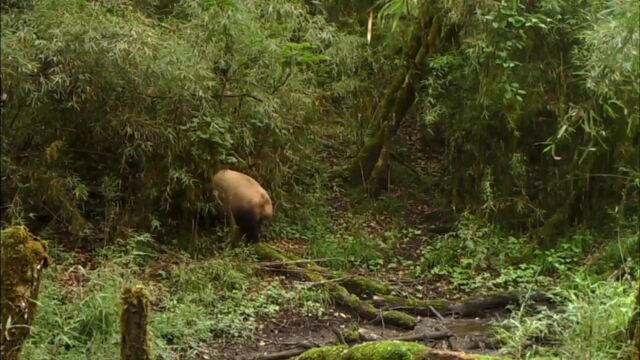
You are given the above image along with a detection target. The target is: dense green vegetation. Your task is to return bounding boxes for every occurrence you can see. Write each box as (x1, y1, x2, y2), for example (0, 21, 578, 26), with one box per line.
(1, 0, 638, 359)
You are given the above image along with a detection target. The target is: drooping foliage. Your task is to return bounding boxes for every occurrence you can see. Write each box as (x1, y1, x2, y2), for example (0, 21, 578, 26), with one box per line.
(1, 0, 359, 242)
(436, 0, 639, 236)
(339, 0, 639, 238)
(2, 0, 638, 241)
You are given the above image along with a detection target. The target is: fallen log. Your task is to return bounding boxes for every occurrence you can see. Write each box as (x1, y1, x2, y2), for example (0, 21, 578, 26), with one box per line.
(255, 331, 454, 360)
(254, 244, 418, 329)
(293, 340, 506, 360)
(372, 292, 552, 318)
(1, 226, 50, 360)
(255, 244, 391, 297)
(254, 244, 550, 329)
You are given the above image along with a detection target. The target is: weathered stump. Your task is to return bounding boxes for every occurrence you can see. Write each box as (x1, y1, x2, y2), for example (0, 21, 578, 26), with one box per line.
(1, 225, 50, 360)
(120, 285, 152, 360)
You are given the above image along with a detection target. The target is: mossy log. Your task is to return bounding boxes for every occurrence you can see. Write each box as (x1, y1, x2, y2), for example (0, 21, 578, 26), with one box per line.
(120, 285, 152, 360)
(255, 244, 551, 324)
(256, 244, 391, 297)
(372, 292, 552, 318)
(254, 244, 417, 329)
(293, 340, 506, 360)
(258, 331, 454, 360)
(1, 225, 50, 360)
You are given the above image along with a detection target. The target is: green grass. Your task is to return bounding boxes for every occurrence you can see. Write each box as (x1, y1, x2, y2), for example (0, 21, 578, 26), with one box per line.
(20, 235, 329, 360)
(496, 272, 638, 360)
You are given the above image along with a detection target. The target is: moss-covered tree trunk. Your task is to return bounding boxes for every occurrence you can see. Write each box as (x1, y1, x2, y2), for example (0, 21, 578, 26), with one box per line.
(1, 225, 50, 360)
(120, 285, 152, 360)
(348, 4, 457, 194)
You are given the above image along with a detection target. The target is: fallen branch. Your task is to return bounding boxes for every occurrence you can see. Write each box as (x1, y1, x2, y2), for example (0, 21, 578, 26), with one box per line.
(253, 244, 417, 329)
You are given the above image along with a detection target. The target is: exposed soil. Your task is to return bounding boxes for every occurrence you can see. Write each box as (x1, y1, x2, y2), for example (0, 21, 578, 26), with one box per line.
(221, 310, 505, 360)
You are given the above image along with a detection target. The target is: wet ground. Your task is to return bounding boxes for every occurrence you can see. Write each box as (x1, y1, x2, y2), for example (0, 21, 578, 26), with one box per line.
(218, 308, 507, 360)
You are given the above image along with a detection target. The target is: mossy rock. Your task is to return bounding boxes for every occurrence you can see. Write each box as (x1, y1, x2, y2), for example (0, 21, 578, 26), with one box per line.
(294, 340, 507, 360)
(381, 310, 418, 329)
(1, 225, 50, 360)
(295, 344, 349, 360)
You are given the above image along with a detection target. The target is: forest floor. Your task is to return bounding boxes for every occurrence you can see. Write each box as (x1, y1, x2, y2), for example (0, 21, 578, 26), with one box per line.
(19, 179, 637, 360)
(23, 195, 635, 360)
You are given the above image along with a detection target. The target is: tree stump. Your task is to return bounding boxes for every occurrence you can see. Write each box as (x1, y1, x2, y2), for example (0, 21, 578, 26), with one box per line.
(120, 285, 152, 360)
(1, 225, 50, 360)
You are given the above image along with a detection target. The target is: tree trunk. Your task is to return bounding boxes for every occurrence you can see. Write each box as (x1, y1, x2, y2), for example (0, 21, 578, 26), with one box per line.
(348, 4, 457, 194)
(120, 285, 152, 360)
(347, 15, 425, 189)
(1, 226, 50, 360)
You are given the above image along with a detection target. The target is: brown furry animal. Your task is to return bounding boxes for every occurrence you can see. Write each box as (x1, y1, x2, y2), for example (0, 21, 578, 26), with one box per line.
(212, 169, 273, 244)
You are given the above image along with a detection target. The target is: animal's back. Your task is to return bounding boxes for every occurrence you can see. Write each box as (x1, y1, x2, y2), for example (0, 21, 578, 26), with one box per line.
(212, 170, 270, 209)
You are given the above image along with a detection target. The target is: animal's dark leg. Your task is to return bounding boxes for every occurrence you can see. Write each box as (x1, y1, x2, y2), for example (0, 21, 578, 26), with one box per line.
(232, 207, 261, 244)
(245, 220, 262, 244)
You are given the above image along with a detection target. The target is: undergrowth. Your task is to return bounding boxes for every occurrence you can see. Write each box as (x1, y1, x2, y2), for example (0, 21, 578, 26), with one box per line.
(496, 272, 638, 360)
(20, 234, 330, 360)
(414, 213, 639, 293)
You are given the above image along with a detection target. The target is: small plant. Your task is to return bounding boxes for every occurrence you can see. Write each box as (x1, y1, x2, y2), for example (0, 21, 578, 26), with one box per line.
(415, 213, 545, 292)
(294, 284, 332, 318)
(311, 233, 387, 271)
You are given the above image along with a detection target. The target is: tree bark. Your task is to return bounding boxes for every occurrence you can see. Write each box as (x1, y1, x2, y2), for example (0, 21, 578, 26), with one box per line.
(120, 285, 152, 360)
(1, 226, 49, 360)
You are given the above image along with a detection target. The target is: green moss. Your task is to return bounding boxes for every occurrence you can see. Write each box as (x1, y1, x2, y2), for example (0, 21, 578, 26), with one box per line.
(381, 310, 418, 329)
(121, 284, 151, 307)
(339, 325, 363, 343)
(120, 285, 152, 360)
(294, 344, 349, 360)
(255, 244, 416, 329)
(340, 276, 391, 296)
(348, 340, 426, 360)
(295, 342, 509, 360)
(253, 243, 293, 263)
(1, 225, 49, 360)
